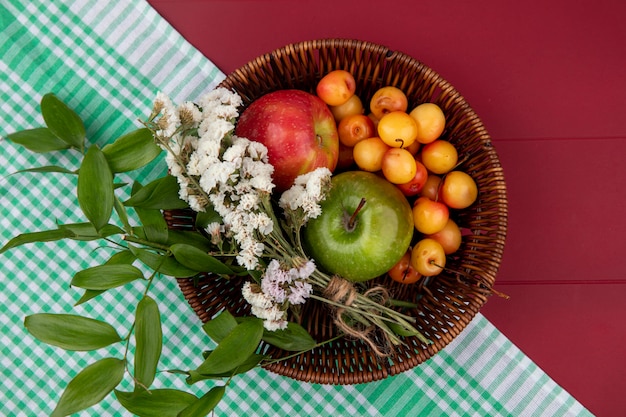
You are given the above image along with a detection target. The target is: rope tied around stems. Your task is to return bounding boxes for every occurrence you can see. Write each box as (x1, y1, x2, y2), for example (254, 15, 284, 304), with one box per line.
(322, 275, 394, 357)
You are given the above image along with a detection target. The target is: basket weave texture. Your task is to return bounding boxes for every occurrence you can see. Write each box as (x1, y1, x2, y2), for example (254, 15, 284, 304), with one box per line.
(167, 39, 508, 385)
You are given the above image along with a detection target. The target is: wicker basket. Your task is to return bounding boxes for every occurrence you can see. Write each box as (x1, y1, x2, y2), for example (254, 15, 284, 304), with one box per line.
(167, 39, 508, 385)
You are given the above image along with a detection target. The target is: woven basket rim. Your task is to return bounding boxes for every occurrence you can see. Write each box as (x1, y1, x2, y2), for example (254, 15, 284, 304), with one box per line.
(173, 38, 508, 385)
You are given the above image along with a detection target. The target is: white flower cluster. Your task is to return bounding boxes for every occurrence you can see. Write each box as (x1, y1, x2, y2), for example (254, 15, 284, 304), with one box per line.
(278, 167, 332, 223)
(152, 88, 276, 270)
(242, 259, 315, 331)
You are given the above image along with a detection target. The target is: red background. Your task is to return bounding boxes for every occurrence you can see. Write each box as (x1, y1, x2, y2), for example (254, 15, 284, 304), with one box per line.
(148, 1, 626, 415)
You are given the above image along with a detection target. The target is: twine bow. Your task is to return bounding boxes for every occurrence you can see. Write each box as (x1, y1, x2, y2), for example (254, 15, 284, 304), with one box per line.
(322, 275, 394, 357)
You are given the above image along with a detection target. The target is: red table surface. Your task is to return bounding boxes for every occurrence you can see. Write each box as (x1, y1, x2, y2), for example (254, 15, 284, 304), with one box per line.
(148, 1, 626, 416)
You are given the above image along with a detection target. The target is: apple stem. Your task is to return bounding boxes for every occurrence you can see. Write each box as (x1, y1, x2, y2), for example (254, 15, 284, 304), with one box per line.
(347, 198, 367, 230)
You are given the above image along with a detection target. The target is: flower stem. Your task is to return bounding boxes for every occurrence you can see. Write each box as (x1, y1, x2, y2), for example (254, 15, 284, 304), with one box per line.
(122, 234, 170, 251)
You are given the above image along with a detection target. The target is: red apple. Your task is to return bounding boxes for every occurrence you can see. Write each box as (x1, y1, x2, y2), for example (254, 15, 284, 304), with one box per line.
(235, 89, 339, 192)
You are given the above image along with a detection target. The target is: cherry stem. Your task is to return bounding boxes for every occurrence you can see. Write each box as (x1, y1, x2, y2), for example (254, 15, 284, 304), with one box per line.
(348, 198, 366, 230)
(428, 261, 511, 299)
(435, 175, 445, 203)
(395, 138, 405, 148)
(429, 260, 445, 270)
(491, 287, 511, 299)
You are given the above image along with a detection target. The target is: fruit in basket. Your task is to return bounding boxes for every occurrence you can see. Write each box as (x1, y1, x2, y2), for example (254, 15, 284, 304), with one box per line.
(405, 139, 421, 156)
(329, 94, 364, 122)
(387, 250, 422, 284)
(352, 137, 390, 172)
(316, 69, 357, 106)
(409, 103, 446, 144)
(411, 238, 446, 276)
(419, 174, 443, 200)
(337, 114, 376, 147)
(303, 171, 414, 282)
(440, 170, 478, 209)
(377, 111, 418, 148)
(367, 113, 380, 131)
(235, 89, 339, 192)
(420, 139, 458, 174)
(412, 196, 449, 235)
(427, 218, 462, 255)
(381, 147, 417, 184)
(369, 86, 408, 119)
(396, 159, 428, 196)
(336, 142, 356, 171)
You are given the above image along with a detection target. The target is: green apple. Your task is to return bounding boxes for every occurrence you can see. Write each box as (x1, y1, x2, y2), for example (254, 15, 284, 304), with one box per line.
(303, 171, 414, 282)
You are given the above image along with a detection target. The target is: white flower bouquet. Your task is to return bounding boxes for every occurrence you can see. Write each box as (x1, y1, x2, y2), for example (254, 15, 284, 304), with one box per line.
(150, 87, 421, 338)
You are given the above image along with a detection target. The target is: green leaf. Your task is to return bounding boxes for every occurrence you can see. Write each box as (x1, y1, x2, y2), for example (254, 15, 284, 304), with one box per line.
(177, 386, 225, 417)
(132, 227, 217, 257)
(24, 313, 121, 351)
(102, 128, 162, 173)
(58, 222, 124, 241)
(170, 243, 235, 275)
(134, 296, 162, 390)
(6, 127, 71, 153)
(133, 181, 169, 245)
(50, 357, 125, 417)
(105, 249, 137, 265)
(71, 264, 143, 290)
(261, 321, 317, 352)
(12, 165, 76, 175)
(387, 322, 430, 344)
(123, 175, 188, 210)
(78, 145, 114, 231)
(129, 245, 198, 278)
(115, 389, 197, 417)
(114, 197, 132, 234)
(0, 228, 76, 254)
(136, 209, 168, 244)
(182, 353, 265, 384)
(74, 251, 137, 306)
(74, 289, 105, 306)
(165, 229, 213, 253)
(40, 93, 85, 151)
(196, 319, 263, 375)
(202, 310, 238, 343)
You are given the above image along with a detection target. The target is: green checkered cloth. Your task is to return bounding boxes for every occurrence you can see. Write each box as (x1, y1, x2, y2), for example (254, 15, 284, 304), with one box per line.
(0, 1, 592, 416)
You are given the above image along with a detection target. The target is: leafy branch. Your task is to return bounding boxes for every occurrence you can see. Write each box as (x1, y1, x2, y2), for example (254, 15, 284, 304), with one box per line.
(2, 93, 291, 417)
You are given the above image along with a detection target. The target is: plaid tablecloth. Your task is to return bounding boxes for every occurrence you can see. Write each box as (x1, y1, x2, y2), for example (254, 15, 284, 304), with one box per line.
(0, 1, 593, 416)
